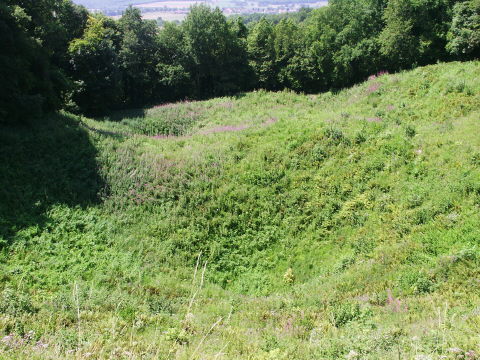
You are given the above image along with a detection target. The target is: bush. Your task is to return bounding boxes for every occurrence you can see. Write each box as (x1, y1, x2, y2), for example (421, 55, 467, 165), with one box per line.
(398, 271, 436, 295)
(330, 302, 370, 327)
(0, 287, 35, 316)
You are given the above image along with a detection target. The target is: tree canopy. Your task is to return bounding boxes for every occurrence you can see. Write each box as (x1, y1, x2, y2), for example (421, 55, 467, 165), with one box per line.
(1, 0, 478, 123)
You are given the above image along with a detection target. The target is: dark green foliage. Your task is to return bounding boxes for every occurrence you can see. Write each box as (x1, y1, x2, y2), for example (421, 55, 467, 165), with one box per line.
(183, 5, 252, 97)
(379, 0, 453, 70)
(379, 0, 419, 68)
(118, 7, 160, 106)
(1, 0, 90, 122)
(0, 4, 56, 123)
(3, 0, 478, 120)
(0, 113, 103, 246)
(320, 0, 386, 87)
(247, 18, 278, 89)
(447, 0, 480, 58)
(155, 22, 191, 101)
(68, 15, 123, 114)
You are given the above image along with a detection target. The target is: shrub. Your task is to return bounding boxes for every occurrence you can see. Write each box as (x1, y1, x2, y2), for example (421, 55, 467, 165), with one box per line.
(330, 302, 370, 327)
(0, 288, 35, 316)
(311, 144, 328, 162)
(324, 127, 347, 145)
(405, 125, 416, 138)
(398, 271, 436, 295)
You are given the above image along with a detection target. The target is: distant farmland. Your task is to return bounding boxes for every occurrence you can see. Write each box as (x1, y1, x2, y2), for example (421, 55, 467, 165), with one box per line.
(73, 0, 328, 21)
(135, 1, 200, 8)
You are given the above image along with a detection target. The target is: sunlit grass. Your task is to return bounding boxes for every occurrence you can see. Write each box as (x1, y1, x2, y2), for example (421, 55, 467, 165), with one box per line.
(1, 61, 480, 359)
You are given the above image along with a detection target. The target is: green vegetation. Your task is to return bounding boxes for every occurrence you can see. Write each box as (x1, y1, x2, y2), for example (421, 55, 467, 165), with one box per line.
(1, 61, 480, 359)
(2, 0, 480, 121)
(1, 0, 480, 358)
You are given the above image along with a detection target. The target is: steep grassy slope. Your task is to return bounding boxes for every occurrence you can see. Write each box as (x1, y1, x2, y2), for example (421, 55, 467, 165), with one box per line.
(1, 61, 480, 359)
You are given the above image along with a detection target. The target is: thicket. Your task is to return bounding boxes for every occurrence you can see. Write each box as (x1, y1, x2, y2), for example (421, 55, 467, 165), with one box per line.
(1, 0, 479, 121)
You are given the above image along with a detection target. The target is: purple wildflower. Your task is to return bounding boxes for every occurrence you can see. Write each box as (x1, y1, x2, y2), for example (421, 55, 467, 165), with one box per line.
(386, 289, 408, 313)
(367, 83, 381, 94)
(262, 117, 278, 126)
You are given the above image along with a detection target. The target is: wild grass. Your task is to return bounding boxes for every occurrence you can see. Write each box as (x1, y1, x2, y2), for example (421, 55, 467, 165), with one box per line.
(1, 61, 480, 359)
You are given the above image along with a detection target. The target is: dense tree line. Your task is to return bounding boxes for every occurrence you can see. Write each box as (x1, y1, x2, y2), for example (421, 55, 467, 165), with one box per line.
(1, 0, 479, 122)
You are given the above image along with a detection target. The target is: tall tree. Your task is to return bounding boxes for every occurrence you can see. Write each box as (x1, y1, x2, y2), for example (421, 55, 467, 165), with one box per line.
(6, 0, 89, 103)
(68, 15, 123, 114)
(118, 6, 159, 106)
(183, 5, 251, 97)
(447, 0, 480, 58)
(274, 19, 300, 88)
(299, 0, 386, 91)
(247, 18, 278, 90)
(379, 0, 454, 70)
(0, 3, 58, 123)
(156, 22, 192, 101)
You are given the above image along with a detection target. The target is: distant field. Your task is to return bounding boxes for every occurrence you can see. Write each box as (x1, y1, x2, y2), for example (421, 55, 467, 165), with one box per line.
(136, 1, 201, 8)
(122, 0, 200, 21)
(73, 0, 328, 16)
(142, 11, 188, 20)
(111, 11, 187, 20)
(108, 0, 326, 21)
(72, 0, 150, 9)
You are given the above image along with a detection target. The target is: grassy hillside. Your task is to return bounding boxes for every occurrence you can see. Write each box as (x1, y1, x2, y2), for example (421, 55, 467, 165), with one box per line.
(1, 61, 480, 359)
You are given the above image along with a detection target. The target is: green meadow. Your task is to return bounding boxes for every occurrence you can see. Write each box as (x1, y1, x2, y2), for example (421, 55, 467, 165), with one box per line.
(1, 61, 480, 359)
